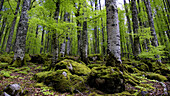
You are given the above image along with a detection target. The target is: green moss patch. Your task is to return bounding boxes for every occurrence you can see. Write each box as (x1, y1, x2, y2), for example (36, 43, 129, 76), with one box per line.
(0, 62, 9, 68)
(146, 72, 167, 81)
(88, 66, 125, 93)
(52, 59, 91, 76)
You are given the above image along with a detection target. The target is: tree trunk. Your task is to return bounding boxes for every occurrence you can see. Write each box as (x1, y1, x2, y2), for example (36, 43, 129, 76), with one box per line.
(0, 0, 4, 19)
(99, 0, 105, 55)
(94, 0, 99, 54)
(1, 24, 9, 51)
(80, 2, 88, 64)
(105, 0, 122, 66)
(0, 17, 7, 46)
(40, 26, 45, 53)
(13, 0, 31, 66)
(144, 0, 161, 62)
(131, 0, 141, 58)
(6, 0, 21, 53)
(124, 0, 134, 56)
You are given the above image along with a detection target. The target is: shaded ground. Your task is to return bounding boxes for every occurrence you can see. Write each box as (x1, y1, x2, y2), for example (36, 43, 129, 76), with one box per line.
(0, 54, 170, 96)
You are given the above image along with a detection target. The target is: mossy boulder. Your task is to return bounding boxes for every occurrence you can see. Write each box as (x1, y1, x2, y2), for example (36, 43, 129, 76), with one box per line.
(34, 69, 85, 93)
(0, 55, 12, 64)
(52, 59, 91, 76)
(88, 66, 125, 93)
(88, 54, 103, 61)
(146, 72, 167, 81)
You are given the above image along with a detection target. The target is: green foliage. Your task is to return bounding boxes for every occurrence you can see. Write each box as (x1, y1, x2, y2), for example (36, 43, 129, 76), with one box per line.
(138, 45, 166, 60)
(0, 70, 13, 78)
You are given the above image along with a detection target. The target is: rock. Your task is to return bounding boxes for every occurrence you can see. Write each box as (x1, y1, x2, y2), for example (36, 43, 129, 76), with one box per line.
(2, 84, 24, 96)
(146, 72, 167, 81)
(52, 59, 91, 76)
(34, 69, 85, 92)
(88, 66, 125, 93)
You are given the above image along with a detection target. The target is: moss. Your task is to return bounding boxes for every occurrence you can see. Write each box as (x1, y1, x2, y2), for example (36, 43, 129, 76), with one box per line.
(24, 54, 31, 61)
(0, 73, 3, 80)
(88, 66, 125, 93)
(12, 57, 26, 67)
(88, 92, 103, 96)
(0, 55, 12, 64)
(0, 62, 9, 68)
(52, 59, 91, 76)
(114, 91, 132, 96)
(123, 71, 140, 86)
(88, 64, 101, 69)
(88, 54, 103, 61)
(34, 83, 46, 88)
(146, 72, 167, 81)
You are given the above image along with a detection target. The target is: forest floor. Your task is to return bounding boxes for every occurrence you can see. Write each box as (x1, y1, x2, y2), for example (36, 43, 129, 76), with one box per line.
(0, 54, 170, 96)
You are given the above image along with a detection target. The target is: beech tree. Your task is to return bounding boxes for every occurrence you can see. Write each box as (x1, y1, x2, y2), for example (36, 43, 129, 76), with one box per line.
(105, 0, 122, 66)
(13, 0, 31, 66)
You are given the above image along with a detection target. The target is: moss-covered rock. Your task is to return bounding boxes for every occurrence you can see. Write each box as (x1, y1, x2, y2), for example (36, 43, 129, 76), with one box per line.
(52, 59, 91, 76)
(34, 69, 86, 93)
(146, 72, 167, 81)
(88, 64, 102, 69)
(0, 55, 12, 64)
(88, 66, 125, 93)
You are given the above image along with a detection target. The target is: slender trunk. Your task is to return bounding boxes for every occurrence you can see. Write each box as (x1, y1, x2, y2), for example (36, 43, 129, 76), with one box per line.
(105, 0, 122, 66)
(0, 17, 7, 45)
(94, 0, 99, 54)
(80, 2, 88, 64)
(35, 24, 39, 38)
(124, 0, 134, 56)
(0, 0, 4, 19)
(131, 0, 141, 58)
(1, 24, 9, 51)
(75, 3, 81, 55)
(99, 0, 105, 55)
(40, 26, 45, 53)
(6, 0, 21, 53)
(13, 0, 31, 65)
(144, 0, 161, 62)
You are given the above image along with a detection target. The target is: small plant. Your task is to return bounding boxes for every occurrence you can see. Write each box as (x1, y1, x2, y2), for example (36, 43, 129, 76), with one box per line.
(138, 45, 166, 60)
(0, 70, 12, 78)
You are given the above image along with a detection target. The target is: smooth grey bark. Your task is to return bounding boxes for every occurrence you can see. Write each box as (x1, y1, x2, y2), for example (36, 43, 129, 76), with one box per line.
(131, 0, 141, 58)
(40, 26, 45, 53)
(14, 0, 31, 61)
(0, 17, 7, 46)
(124, 0, 134, 55)
(144, 0, 161, 62)
(99, 0, 105, 55)
(60, 40, 66, 57)
(6, 0, 21, 53)
(105, 0, 122, 66)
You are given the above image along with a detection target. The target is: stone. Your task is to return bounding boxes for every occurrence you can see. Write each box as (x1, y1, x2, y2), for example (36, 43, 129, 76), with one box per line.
(2, 84, 24, 96)
(87, 66, 125, 93)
